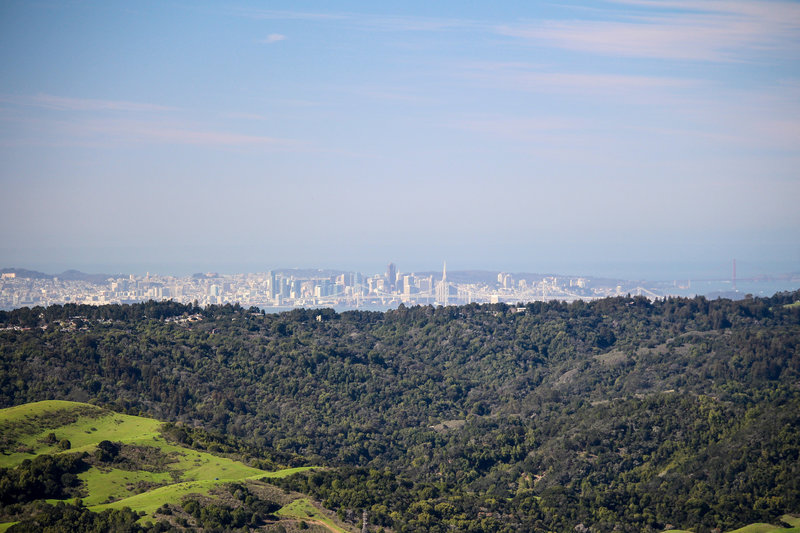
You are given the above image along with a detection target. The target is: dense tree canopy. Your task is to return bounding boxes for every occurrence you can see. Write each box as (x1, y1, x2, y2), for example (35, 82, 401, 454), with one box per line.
(1, 292, 799, 531)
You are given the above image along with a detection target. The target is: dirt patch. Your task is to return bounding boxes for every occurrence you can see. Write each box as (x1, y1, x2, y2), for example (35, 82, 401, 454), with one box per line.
(430, 419, 466, 432)
(637, 343, 668, 357)
(556, 368, 578, 385)
(594, 350, 627, 365)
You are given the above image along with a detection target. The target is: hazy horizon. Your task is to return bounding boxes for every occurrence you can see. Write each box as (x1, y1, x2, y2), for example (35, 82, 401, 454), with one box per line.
(2, 1, 799, 277)
(3, 257, 799, 284)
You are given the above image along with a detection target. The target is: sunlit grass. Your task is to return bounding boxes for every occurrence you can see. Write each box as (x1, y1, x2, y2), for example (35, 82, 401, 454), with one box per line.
(277, 498, 351, 533)
(0, 400, 161, 468)
(79, 467, 173, 506)
(0, 401, 312, 521)
(663, 524, 800, 533)
(781, 516, 800, 527)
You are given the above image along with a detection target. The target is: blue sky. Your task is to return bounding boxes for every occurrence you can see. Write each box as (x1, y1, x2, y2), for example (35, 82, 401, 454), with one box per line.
(1, 1, 798, 278)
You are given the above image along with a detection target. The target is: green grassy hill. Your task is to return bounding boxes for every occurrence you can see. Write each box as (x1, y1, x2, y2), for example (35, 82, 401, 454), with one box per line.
(0, 400, 350, 532)
(662, 515, 800, 533)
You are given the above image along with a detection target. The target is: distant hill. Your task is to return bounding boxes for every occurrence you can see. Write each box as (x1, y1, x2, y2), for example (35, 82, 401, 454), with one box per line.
(0, 268, 113, 284)
(0, 268, 52, 280)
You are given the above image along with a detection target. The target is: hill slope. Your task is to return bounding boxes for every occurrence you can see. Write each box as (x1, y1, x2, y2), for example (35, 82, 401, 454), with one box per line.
(0, 401, 349, 532)
(1, 294, 799, 531)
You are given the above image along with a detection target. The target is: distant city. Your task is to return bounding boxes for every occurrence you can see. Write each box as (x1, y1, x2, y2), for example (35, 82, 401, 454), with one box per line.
(1, 263, 799, 312)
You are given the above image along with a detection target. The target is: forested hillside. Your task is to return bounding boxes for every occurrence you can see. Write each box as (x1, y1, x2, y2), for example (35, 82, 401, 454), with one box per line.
(1, 293, 799, 532)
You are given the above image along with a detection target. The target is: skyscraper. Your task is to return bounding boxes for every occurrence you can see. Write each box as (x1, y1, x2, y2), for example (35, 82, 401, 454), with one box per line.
(268, 271, 277, 299)
(386, 262, 397, 291)
(436, 261, 449, 306)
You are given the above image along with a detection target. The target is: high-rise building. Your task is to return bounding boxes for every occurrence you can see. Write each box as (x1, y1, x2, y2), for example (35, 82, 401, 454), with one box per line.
(403, 275, 415, 295)
(386, 263, 397, 291)
(290, 280, 302, 299)
(436, 261, 449, 305)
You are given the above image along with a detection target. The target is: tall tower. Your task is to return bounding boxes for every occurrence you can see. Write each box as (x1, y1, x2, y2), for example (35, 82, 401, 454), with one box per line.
(386, 262, 396, 291)
(436, 261, 449, 306)
(268, 271, 277, 298)
(732, 258, 737, 291)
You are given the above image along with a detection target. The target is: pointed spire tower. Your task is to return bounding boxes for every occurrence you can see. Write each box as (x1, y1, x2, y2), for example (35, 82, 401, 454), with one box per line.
(436, 260, 449, 306)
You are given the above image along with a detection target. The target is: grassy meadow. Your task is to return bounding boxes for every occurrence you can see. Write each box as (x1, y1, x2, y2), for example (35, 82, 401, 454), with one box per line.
(0, 400, 313, 527)
(276, 498, 351, 533)
(662, 515, 800, 533)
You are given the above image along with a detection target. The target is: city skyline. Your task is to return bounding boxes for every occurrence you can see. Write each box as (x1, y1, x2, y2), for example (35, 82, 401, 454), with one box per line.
(3, 259, 798, 312)
(1, 1, 799, 275)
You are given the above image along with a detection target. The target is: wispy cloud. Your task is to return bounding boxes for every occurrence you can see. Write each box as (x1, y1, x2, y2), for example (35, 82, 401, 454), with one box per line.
(239, 8, 479, 33)
(497, 0, 800, 62)
(259, 33, 286, 44)
(221, 112, 269, 121)
(235, 9, 347, 22)
(459, 62, 697, 96)
(344, 87, 434, 104)
(447, 79, 800, 155)
(0, 93, 175, 112)
(0, 93, 311, 150)
(237, 2, 800, 60)
(349, 14, 479, 32)
(119, 123, 296, 147)
(452, 115, 587, 144)
(0, 115, 300, 150)
(611, 0, 800, 22)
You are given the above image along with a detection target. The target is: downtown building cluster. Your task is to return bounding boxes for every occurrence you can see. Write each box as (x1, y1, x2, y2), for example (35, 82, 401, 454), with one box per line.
(0, 265, 657, 312)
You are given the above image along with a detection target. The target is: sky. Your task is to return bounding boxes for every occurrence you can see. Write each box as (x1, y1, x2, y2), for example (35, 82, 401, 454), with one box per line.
(1, 0, 799, 279)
